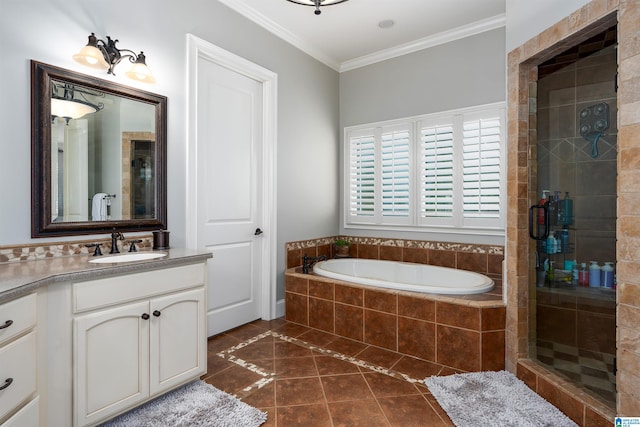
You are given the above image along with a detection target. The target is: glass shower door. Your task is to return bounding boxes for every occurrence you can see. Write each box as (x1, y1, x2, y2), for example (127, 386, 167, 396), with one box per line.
(531, 40, 617, 406)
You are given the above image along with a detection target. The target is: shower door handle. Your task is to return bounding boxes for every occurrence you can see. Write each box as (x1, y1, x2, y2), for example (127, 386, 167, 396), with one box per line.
(529, 205, 549, 240)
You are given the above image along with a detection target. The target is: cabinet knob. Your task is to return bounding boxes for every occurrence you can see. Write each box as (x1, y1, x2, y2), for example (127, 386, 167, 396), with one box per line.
(153, 310, 161, 317)
(141, 313, 150, 320)
(0, 320, 13, 330)
(0, 378, 13, 391)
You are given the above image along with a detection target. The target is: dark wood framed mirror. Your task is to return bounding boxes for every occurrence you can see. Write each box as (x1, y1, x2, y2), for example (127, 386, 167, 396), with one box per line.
(31, 60, 167, 237)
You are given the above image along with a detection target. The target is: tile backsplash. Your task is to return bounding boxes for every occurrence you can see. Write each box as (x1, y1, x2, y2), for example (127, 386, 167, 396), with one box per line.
(0, 235, 154, 263)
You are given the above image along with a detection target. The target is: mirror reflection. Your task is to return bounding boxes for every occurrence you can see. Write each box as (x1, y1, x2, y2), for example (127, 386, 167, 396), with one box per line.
(50, 79, 156, 223)
(31, 61, 167, 237)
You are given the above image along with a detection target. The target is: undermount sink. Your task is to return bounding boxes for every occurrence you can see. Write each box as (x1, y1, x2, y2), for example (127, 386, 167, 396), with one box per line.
(88, 252, 168, 264)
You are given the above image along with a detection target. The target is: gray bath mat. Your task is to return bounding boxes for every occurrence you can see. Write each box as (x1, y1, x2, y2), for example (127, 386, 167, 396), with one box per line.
(99, 380, 267, 427)
(425, 370, 578, 427)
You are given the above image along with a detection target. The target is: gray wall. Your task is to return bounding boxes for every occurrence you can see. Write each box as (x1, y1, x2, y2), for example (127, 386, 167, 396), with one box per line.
(0, 0, 340, 300)
(339, 28, 506, 245)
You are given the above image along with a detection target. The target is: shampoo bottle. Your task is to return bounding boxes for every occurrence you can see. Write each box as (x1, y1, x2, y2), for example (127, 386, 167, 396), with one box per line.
(563, 192, 573, 226)
(561, 229, 569, 253)
(589, 261, 601, 287)
(601, 262, 614, 288)
(579, 262, 589, 286)
(571, 260, 579, 285)
(546, 234, 556, 255)
(538, 190, 550, 225)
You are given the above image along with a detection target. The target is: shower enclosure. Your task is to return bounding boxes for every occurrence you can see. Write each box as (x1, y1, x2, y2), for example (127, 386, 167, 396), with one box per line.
(530, 29, 617, 406)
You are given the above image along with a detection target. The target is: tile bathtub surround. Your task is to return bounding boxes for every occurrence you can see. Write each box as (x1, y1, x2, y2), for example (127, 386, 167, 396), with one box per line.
(0, 235, 154, 263)
(507, 0, 640, 418)
(285, 268, 506, 373)
(286, 236, 504, 287)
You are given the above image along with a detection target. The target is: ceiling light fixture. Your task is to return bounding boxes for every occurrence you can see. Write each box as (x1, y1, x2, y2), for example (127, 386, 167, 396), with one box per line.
(51, 82, 104, 124)
(73, 33, 156, 83)
(285, 0, 350, 15)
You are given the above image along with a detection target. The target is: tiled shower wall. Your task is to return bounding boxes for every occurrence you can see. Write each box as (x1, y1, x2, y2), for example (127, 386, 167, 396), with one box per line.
(537, 43, 617, 264)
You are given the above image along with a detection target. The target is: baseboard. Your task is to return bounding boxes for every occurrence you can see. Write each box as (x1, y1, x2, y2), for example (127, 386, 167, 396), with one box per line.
(276, 298, 285, 318)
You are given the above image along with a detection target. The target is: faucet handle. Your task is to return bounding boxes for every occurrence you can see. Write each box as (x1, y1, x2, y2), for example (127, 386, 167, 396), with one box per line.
(86, 243, 103, 256)
(128, 239, 143, 252)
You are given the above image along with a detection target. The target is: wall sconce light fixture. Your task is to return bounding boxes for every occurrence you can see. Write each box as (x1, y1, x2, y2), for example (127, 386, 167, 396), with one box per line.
(285, 0, 350, 15)
(73, 33, 156, 83)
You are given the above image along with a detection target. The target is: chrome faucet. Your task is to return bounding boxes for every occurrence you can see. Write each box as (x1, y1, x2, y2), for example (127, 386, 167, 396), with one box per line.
(110, 230, 125, 254)
(302, 254, 327, 274)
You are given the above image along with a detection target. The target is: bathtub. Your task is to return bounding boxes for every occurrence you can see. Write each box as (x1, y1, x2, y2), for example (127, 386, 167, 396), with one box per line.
(313, 258, 494, 295)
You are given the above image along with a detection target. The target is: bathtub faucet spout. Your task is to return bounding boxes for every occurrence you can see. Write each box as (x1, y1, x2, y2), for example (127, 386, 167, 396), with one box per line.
(302, 255, 327, 274)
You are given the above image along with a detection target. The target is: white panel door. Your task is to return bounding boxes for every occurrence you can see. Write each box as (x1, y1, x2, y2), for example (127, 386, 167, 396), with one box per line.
(63, 119, 89, 221)
(197, 58, 264, 336)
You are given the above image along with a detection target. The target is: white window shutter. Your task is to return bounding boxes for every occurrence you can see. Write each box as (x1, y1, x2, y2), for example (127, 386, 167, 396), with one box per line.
(381, 128, 411, 218)
(462, 117, 502, 219)
(348, 133, 375, 219)
(420, 124, 454, 219)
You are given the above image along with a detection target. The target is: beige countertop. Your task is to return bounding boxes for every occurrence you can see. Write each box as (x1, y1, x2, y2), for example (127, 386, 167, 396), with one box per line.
(0, 248, 212, 303)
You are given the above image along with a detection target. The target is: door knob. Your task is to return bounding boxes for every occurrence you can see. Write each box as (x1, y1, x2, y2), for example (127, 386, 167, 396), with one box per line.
(254, 228, 263, 236)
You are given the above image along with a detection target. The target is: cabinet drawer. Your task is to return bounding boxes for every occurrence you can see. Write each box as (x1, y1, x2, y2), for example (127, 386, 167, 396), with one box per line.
(73, 263, 205, 313)
(0, 332, 37, 421)
(0, 294, 36, 347)
(1, 396, 39, 427)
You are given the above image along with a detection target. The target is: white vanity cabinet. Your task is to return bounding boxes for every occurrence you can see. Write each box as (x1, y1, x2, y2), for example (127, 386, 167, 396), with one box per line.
(71, 263, 207, 427)
(0, 293, 39, 427)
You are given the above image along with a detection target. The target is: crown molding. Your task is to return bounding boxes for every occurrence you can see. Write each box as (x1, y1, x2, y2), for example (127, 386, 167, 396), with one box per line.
(340, 14, 506, 72)
(218, 0, 505, 73)
(217, 0, 341, 71)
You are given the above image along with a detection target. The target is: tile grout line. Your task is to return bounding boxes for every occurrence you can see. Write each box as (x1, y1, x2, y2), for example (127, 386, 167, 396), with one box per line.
(215, 330, 276, 399)
(271, 331, 424, 384)
(216, 329, 430, 401)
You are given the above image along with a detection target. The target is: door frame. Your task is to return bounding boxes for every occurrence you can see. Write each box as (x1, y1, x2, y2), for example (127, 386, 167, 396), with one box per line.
(185, 33, 278, 322)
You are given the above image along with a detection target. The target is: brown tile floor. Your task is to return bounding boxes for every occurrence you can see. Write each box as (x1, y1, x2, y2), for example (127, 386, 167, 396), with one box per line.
(201, 317, 457, 426)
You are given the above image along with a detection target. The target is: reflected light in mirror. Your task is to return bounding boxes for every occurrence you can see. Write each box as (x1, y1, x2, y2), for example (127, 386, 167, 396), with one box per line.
(51, 98, 97, 119)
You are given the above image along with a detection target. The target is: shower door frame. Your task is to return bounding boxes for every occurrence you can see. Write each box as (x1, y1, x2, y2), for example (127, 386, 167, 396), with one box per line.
(506, 0, 640, 419)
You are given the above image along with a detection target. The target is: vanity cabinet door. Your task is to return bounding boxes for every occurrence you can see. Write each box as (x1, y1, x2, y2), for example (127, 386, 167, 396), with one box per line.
(74, 301, 150, 427)
(149, 288, 206, 396)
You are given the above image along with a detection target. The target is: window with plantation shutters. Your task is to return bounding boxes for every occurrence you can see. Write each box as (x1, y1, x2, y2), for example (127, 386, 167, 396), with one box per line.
(345, 103, 504, 234)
